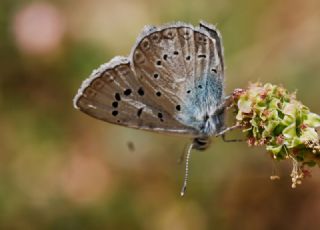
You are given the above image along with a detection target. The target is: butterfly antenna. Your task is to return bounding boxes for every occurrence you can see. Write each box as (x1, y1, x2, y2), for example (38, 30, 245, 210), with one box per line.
(177, 143, 191, 164)
(180, 142, 194, 197)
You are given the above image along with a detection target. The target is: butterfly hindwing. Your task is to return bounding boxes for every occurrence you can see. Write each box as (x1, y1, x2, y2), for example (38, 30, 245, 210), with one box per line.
(73, 57, 198, 135)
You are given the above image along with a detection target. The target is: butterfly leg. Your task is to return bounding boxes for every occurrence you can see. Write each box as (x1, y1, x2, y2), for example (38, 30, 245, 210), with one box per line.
(213, 95, 233, 116)
(221, 133, 245, 142)
(216, 124, 245, 142)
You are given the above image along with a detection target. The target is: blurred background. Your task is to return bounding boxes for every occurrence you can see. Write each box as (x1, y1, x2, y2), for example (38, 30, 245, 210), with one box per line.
(1, 0, 320, 229)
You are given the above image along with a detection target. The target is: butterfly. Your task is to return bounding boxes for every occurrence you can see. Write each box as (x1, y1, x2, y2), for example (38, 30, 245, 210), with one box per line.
(73, 21, 238, 195)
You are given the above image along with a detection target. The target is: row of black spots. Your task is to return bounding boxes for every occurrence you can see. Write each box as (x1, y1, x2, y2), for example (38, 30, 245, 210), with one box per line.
(157, 51, 181, 65)
(114, 87, 145, 100)
(185, 84, 204, 95)
(156, 57, 170, 66)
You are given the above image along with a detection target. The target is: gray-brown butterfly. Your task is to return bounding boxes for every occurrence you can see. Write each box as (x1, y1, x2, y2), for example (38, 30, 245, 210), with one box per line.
(73, 21, 237, 196)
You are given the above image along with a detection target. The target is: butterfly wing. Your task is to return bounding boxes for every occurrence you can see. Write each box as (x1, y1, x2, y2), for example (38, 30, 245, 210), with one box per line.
(131, 22, 225, 134)
(74, 22, 225, 136)
(73, 56, 198, 135)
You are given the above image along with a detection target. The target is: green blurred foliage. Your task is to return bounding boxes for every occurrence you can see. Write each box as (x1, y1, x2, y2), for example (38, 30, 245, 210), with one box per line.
(1, 0, 320, 229)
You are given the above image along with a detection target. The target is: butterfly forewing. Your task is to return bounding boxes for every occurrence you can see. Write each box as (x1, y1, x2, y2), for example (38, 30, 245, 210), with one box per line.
(132, 23, 224, 132)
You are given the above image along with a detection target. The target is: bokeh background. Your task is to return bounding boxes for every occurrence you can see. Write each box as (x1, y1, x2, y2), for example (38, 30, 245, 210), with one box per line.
(1, 0, 320, 229)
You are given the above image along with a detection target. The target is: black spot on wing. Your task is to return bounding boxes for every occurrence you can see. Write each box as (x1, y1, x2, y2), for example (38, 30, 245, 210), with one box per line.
(124, 89, 132, 96)
(198, 54, 206, 59)
(138, 87, 144, 96)
(157, 112, 164, 122)
(112, 101, 118, 108)
(115, 93, 121, 101)
(137, 108, 143, 117)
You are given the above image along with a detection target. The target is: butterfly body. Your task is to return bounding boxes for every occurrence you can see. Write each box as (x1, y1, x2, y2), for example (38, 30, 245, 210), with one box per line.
(74, 21, 226, 151)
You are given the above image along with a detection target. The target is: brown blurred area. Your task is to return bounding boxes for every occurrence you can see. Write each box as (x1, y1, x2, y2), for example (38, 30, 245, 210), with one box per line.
(1, 0, 320, 229)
